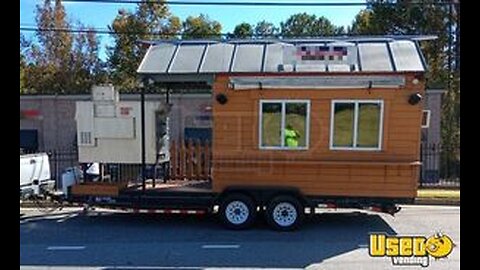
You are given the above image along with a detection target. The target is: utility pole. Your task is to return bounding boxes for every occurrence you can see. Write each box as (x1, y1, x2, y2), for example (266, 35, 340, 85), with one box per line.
(141, 78, 147, 192)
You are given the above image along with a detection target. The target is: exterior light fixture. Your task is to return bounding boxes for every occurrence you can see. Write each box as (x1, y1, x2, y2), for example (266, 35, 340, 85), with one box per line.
(412, 73, 424, 85)
(216, 93, 228, 105)
(408, 93, 423, 105)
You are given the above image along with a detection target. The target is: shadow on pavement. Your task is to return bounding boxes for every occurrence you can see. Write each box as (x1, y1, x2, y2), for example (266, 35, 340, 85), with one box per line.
(20, 209, 396, 268)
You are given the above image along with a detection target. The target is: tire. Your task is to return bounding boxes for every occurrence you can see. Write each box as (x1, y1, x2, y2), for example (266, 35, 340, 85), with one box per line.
(265, 195, 304, 231)
(219, 193, 257, 230)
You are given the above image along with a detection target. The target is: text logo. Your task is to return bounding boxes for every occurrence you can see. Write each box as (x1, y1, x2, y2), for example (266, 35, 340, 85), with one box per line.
(369, 233, 454, 267)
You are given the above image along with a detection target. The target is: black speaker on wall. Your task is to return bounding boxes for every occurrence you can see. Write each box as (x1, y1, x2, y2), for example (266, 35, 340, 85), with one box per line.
(408, 93, 423, 105)
(216, 93, 228, 105)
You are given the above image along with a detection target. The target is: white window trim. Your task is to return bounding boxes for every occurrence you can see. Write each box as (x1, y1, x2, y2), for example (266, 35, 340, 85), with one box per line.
(259, 99, 310, 150)
(329, 99, 384, 151)
(421, 110, 431, 128)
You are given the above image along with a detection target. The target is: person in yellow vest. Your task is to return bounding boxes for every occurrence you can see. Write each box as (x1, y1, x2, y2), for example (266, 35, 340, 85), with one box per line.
(285, 124, 300, 147)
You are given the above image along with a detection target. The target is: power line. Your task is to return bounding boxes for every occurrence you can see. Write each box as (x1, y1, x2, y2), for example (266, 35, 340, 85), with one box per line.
(21, 26, 134, 35)
(20, 26, 213, 36)
(62, 0, 368, 6)
(20, 26, 446, 38)
(19, 26, 269, 37)
(61, 0, 459, 7)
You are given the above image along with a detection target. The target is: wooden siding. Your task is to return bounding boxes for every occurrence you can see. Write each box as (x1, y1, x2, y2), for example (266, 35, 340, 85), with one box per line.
(211, 73, 425, 198)
(71, 181, 128, 197)
(212, 160, 419, 197)
(169, 139, 212, 180)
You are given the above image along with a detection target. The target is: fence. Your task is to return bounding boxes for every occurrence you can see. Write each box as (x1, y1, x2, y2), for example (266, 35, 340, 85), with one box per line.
(20, 148, 80, 189)
(419, 143, 460, 188)
(21, 141, 459, 189)
(48, 149, 80, 186)
(169, 139, 212, 181)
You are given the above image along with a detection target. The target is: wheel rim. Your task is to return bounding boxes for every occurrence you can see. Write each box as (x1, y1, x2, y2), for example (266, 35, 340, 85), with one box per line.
(225, 200, 250, 225)
(272, 202, 297, 227)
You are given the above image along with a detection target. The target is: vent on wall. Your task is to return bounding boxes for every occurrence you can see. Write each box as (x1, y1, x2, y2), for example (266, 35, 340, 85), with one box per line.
(421, 110, 431, 128)
(79, 131, 93, 146)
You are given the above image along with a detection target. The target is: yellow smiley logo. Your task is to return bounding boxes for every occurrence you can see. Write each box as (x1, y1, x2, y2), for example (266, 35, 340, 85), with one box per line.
(425, 233, 454, 258)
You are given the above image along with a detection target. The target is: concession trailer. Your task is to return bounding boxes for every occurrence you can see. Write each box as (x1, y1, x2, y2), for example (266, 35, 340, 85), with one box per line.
(68, 36, 434, 230)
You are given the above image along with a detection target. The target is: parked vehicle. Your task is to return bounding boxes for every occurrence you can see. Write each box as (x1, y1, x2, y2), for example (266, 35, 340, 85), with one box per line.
(66, 36, 433, 230)
(20, 152, 55, 198)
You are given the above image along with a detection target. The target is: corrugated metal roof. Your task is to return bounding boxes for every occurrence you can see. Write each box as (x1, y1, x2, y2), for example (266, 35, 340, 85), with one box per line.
(169, 44, 204, 73)
(137, 36, 433, 76)
(137, 44, 176, 73)
(201, 43, 235, 73)
(231, 44, 264, 72)
(358, 43, 393, 71)
(389, 40, 425, 71)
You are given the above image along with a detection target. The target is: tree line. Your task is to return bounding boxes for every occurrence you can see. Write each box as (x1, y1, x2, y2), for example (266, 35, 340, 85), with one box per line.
(20, 0, 458, 94)
(20, 0, 459, 165)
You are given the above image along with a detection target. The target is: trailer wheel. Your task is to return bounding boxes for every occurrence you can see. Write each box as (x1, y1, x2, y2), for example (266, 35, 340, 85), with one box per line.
(219, 193, 257, 230)
(265, 195, 304, 231)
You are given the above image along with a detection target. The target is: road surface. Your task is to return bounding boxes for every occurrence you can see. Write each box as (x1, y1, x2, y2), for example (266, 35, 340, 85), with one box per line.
(20, 205, 460, 270)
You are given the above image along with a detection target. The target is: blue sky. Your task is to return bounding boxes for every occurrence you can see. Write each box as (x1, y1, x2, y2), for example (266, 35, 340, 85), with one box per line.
(20, 0, 366, 60)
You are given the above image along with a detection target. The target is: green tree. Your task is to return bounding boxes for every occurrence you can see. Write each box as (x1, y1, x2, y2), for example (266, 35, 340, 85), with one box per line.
(23, 0, 103, 94)
(182, 14, 222, 39)
(280, 13, 338, 37)
(335, 26, 347, 35)
(71, 22, 107, 90)
(231, 22, 253, 39)
(20, 34, 29, 93)
(348, 10, 375, 35)
(349, 0, 451, 87)
(20, 60, 25, 93)
(349, 0, 460, 178)
(25, 0, 73, 94)
(35, 0, 72, 67)
(108, 0, 181, 91)
(254, 20, 279, 38)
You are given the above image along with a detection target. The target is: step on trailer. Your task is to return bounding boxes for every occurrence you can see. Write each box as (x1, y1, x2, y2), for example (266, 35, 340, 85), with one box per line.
(67, 36, 435, 231)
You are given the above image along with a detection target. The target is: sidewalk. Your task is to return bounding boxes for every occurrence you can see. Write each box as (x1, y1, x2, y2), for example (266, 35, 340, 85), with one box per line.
(415, 188, 460, 206)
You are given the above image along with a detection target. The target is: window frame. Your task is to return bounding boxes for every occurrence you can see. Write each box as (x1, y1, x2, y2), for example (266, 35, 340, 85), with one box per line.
(259, 99, 311, 150)
(421, 110, 431, 128)
(329, 99, 384, 151)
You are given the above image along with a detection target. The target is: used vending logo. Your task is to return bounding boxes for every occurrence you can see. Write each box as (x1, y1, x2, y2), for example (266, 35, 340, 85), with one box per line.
(369, 233, 454, 267)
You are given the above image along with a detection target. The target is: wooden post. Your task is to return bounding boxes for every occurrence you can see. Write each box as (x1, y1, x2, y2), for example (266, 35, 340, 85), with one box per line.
(170, 140, 177, 180)
(99, 163, 104, 182)
(204, 140, 211, 180)
(179, 138, 185, 180)
(186, 139, 193, 180)
(140, 84, 146, 192)
(196, 139, 202, 180)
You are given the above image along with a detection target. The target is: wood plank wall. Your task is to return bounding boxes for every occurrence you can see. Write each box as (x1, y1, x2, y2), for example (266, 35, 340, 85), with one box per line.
(211, 72, 425, 198)
(169, 139, 211, 180)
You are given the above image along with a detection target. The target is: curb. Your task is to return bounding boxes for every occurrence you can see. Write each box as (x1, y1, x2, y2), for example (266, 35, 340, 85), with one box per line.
(20, 202, 79, 209)
(414, 198, 460, 206)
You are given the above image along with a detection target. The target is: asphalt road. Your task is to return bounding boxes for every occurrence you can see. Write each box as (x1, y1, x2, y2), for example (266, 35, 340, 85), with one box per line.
(20, 205, 460, 270)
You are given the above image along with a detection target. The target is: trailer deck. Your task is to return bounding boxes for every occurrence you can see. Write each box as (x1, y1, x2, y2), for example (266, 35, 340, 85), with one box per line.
(124, 179, 212, 193)
(70, 179, 216, 212)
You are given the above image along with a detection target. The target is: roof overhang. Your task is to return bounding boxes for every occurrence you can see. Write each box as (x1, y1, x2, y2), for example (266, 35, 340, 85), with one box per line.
(426, 88, 447, 94)
(137, 36, 436, 86)
(229, 75, 406, 90)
